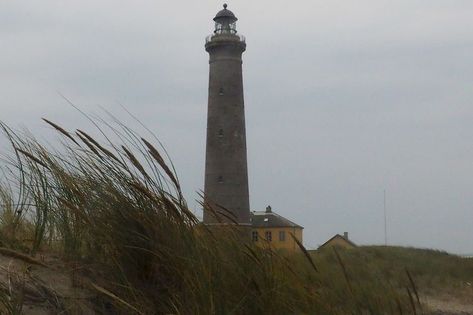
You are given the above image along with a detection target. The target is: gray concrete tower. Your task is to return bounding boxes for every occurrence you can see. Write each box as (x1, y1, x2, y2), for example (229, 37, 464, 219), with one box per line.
(203, 4, 250, 225)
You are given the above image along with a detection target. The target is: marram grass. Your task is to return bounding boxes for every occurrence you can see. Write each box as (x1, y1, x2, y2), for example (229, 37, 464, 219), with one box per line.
(0, 117, 421, 314)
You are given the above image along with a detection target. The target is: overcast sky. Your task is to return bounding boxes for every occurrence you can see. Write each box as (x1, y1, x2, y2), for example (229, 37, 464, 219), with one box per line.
(1, 1, 472, 254)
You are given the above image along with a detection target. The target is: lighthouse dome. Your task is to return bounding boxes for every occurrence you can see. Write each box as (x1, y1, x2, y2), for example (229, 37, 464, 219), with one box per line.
(213, 4, 238, 23)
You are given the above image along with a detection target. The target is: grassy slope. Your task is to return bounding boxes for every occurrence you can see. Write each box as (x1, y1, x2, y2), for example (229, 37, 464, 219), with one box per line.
(312, 246, 473, 304)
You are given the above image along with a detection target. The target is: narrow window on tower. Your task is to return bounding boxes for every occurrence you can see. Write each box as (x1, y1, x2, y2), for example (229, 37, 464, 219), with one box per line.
(218, 129, 224, 137)
(217, 176, 223, 183)
(219, 87, 224, 96)
(252, 231, 258, 242)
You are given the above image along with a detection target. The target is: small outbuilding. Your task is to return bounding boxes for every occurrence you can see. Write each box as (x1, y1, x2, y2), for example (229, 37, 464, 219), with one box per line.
(318, 232, 356, 250)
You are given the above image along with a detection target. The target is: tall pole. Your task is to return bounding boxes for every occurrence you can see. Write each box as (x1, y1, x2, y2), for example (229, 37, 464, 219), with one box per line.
(384, 189, 387, 246)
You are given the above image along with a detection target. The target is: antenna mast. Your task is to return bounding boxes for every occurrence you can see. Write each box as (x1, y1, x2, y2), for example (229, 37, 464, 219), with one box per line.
(384, 189, 387, 246)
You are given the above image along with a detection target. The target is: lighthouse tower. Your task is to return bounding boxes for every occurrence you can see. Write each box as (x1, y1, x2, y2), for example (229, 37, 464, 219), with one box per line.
(203, 4, 250, 225)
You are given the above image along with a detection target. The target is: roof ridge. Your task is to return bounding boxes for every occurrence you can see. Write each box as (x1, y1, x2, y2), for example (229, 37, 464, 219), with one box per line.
(319, 234, 357, 249)
(250, 211, 303, 228)
(271, 211, 300, 227)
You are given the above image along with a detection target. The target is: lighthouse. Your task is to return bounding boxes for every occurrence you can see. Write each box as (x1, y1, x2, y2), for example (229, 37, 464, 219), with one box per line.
(203, 4, 250, 225)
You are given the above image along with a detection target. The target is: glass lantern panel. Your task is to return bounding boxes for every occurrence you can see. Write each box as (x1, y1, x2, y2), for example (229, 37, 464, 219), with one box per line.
(214, 21, 237, 34)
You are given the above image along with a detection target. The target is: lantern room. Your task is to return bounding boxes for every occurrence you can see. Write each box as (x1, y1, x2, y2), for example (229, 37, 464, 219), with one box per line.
(213, 4, 238, 35)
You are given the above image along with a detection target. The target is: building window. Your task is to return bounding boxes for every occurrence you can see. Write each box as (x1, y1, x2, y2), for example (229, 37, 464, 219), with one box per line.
(252, 231, 258, 242)
(217, 176, 223, 183)
(265, 231, 272, 242)
(218, 129, 224, 137)
(279, 231, 286, 242)
(219, 87, 224, 96)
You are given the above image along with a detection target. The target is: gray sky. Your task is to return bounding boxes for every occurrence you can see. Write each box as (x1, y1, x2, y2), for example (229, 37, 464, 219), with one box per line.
(1, 1, 472, 254)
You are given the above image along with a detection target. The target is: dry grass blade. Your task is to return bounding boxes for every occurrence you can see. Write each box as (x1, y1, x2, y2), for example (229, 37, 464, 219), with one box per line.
(164, 192, 196, 223)
(289, 232, 318, 272)
(405, 268, 421, 309)
(214, 203, 237, 219)
(213, 210, 238, 225)
(0, 248, 48, 268)
(161, 193, 186, 221)
(406, 287, 417, 315)
(214, 206, 239, 224)
(76, 130, 122, 164)
(57, 197, 91, 225)
(91, 283, 144, 315)
(395, 295, 404, 315)
(243, 244, 262, 267)
(15, 149, 49, 169)
(122, 145, 150, 179)
(201, 199, 223, 224)
(42, 118, 80, 147)
(141, 137, 179, 189)
(128, 181, 156, 200)
(76, 132, 102, 158)
(201, 195, 238, 224)
(333, 247, 353, 294)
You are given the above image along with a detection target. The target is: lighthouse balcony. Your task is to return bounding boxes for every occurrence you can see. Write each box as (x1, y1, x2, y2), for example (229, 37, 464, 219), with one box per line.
(205, 33, 246, 44)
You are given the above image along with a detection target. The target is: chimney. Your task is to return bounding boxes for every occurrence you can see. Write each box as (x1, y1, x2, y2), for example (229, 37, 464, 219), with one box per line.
(343, 232, 348, 240)
(265, 205, 272, 213)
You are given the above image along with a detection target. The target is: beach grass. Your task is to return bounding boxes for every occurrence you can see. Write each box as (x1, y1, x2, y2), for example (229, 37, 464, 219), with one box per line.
(0, 117, 432, 314)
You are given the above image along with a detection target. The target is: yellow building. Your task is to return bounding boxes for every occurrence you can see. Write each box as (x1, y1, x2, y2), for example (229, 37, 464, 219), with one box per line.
(318, 232, 356, 250)
(250, 206, 303, 250)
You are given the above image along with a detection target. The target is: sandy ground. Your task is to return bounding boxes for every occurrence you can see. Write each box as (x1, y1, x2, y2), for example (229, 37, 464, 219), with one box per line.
(0, 250, 95, 314)
(424, 294, 473, 315)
